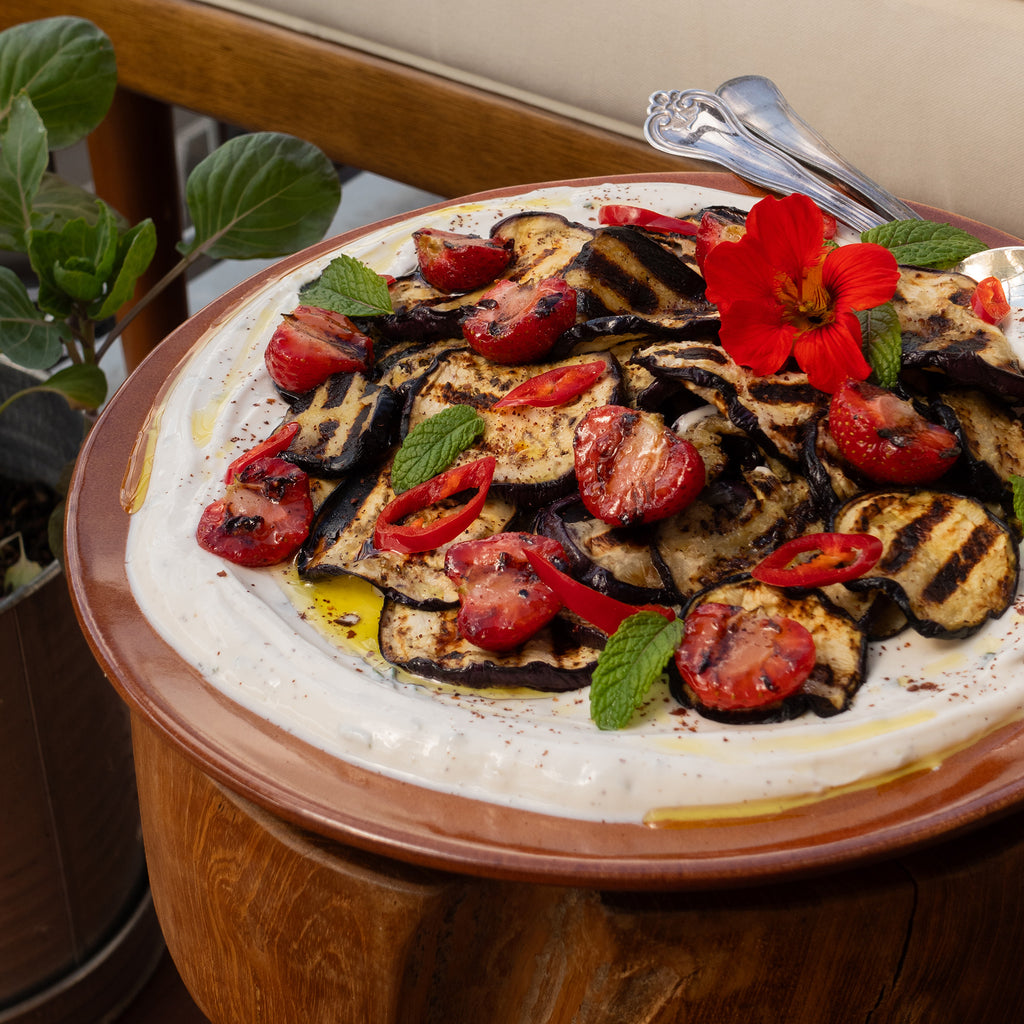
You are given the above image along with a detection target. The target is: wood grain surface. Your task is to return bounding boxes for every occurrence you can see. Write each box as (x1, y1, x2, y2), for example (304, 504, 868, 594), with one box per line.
(133, 715, 1024, 1023)
(0, 0, 698, 366)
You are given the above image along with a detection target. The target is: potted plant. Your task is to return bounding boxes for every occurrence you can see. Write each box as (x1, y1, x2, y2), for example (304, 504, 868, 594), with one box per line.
(0, 15, 341, 1019)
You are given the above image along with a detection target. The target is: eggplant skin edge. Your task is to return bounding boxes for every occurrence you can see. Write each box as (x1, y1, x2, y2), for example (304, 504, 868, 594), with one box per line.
(385, 654, 593, 693)
(378, 604, 600, 693)
(832, 489, 1020, 640)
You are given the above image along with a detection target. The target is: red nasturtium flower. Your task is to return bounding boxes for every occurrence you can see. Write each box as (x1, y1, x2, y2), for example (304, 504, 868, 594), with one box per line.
(702, 193, 900, 394)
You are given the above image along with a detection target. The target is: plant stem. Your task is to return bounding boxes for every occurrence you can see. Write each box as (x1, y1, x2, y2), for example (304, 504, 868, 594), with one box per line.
(95, 248, 205, 363)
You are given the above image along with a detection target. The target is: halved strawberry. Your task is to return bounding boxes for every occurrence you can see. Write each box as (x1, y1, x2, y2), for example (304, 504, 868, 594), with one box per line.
(196, 456, 313, 567)
(828, 379, 960, 484)
(694, 208, 748, 273)
(264, 306, 373, 394)
(412, 228, 512, 293)
(462, 277, 577, 364)
(444, 532, 566, 651)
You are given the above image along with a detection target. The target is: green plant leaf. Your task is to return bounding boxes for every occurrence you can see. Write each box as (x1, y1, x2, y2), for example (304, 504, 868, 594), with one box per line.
(590, 612, 685, 730)
(180, 132, 341, 260)
(1, 532, 45, 594)
(36, 172, 123, 232)
(299, 254, 394, 317)
(856, 301, 902, 389)
(42, 363, 107, 410)
(860, 219, 986, 270)
(0, 172, 119, 251)
(0, 265, 67, 369)
(391, 405, 486, 493)
(48, 499, 66, 567)
(26, 200, 136, 318)
(0, 94, 48, 251)
(0, 17, 116, 151)
(92, 218, 157, 321)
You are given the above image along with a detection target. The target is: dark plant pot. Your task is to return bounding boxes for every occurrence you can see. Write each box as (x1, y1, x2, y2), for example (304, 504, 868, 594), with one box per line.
(1, 364, 163, 1022)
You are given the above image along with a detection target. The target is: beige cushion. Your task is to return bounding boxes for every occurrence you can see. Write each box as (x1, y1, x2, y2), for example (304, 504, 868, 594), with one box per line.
(202, 0, 1024, 239)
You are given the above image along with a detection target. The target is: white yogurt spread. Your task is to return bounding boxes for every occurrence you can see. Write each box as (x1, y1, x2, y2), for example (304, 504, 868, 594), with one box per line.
(125, 182, 1024, 823)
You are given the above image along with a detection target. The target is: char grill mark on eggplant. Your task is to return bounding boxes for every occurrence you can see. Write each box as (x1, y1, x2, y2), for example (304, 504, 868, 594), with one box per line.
(561, 318, 721, 406)
(833, 490, 1019, 638)
(654, 459, 821, 599)
(297, 458, 517, 608)
(534, 497, 675, 604)
(676, 578, 867, 720)
(378, 603, 600, 692)
(894, 267, 1024, 400)
(283, 373, 399, 477)
(489, 211, 596, 287)
(562, 226, 712, 320)
(930, 387, 1024, 510)
(634, 340, 829, 462)
(402, 349, 624, 503)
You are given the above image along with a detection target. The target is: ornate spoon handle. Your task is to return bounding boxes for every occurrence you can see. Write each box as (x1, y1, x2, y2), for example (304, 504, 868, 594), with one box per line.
(716, 75, 922, 222)
(644, 90, 888, 233)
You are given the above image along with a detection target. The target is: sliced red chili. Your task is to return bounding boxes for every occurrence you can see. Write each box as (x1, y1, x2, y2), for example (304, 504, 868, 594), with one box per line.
(493, 361, 607, 409)
(598, 204, 698, 236)
(224, 421, 300, 484)
(971, 276, 1011, 325)
(750, 532, 883, 588)
(524, 549, 674, 636)
(373, 457, 496, 554)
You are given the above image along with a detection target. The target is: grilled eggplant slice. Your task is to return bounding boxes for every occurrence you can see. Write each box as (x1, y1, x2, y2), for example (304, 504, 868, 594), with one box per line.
(655, 458, 821, 600)
(930, 387, 1024, 510)
(402, 348, 624, 504)
(282, 372, 399, 477)
(534, 496, 675, 604)
(562, 317, 721, 407)
(379, 603, 600, 691)
(634, 340, 829, 462)
(673, 577, 868, 721)
(832, 490, 1019, 638)
(492, 211, 595, 286)
(801, 416, 874, 514)
(297, 459, 516, 608)
(563, 225, 712, 320)
(381, 212, 595, 337)
(895, 267, 1024, 400)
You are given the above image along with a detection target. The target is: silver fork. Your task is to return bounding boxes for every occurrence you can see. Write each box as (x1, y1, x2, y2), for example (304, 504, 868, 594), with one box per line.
(643, 86, 913, 232)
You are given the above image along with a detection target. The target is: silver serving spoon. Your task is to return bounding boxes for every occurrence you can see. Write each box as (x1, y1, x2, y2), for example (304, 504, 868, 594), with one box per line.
(643, 89, 888, 233)
(644, 81, 1024, 303)
(956, 246, 1024, 306)
(715, 75, 921, 223)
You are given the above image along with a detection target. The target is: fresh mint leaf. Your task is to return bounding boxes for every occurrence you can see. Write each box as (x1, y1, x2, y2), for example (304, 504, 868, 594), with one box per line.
(299, 254, 394, 317)
(860, 219, 986, 270)
(1010, 474, 1024, 531)
(181, 132, 341, 260)
(391, 405, 485, 493)
(590, 612, 685, 730)
(856, 301, 902, 389)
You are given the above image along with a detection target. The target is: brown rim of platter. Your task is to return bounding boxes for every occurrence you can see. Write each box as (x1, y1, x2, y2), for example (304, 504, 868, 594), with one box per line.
(65, 172, 1024, 892)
